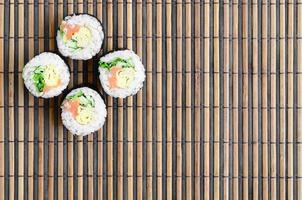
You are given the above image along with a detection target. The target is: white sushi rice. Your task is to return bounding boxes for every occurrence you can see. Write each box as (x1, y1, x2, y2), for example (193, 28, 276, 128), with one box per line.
(61, 87, 107, 136)
(22, 52, 70, 98)
(98, 50, 145, 98)
(56, 14, 104, 60)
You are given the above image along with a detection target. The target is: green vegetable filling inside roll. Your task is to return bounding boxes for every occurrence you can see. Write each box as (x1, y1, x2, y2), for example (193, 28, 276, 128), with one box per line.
(32, 65, 61, 93)
(64, 90, 95, 125)
(59, 21, 93, 50)
(99, 58, 137, 89)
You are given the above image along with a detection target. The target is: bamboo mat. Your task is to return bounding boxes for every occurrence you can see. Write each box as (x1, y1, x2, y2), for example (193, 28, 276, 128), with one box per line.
(1, 0, 302, 199)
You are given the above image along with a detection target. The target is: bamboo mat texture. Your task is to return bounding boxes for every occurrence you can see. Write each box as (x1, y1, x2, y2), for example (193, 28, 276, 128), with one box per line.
(1, 0, 302, 199)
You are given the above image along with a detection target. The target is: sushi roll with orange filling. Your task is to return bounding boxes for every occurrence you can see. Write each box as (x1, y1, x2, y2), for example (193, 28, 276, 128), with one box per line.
(22, 52, 70, 98)
(57, 14, 104, 60)
(61, 87, 107, 136)
(98, 50, 145, 98)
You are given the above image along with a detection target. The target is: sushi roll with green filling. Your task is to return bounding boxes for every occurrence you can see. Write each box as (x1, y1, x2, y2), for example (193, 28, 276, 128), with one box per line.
(22, 52, 70, 98)
(98, 50, 145, 98)
(61, 87, 107, 136)
(56, 14, 104, 60)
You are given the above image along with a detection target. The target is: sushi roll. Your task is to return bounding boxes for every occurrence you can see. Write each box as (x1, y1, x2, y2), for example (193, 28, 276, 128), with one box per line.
(56, 14, 104, 60)
(98, 50, 145, 98)
(61, 87, 107, 136)
(22, 52, 70, 98)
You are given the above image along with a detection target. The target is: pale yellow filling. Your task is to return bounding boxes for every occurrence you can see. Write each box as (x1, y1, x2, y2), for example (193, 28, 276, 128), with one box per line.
(72, 27, 92, 47)
(43, 64, 60, 86)
(116, 67, 136, 88)
(75, 105, 93, 125)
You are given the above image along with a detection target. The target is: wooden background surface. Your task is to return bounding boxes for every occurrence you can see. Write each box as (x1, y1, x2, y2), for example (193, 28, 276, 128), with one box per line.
(1, 0, 302, 199)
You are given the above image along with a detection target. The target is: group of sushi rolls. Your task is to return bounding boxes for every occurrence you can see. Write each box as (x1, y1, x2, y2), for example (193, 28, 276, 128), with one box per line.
(22, 52, 70, 98)
(61, 87, 107, 136)
(22, 14, 145, 136)
(98, 50, 145, 98)
(56, 14, 104, 60)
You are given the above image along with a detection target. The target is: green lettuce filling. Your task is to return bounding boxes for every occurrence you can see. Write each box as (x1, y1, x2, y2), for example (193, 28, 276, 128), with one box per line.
(32, 66, 46, 92)
(66, 90, 95, 108)
(99, 57, 134, 70)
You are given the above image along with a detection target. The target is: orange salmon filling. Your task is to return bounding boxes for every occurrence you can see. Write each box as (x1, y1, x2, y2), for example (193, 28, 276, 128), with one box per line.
(61, 22, 81, 40)
(64, 100, 80, 118)
(108, 66, 122, 88)
(43, 79, 61, 92)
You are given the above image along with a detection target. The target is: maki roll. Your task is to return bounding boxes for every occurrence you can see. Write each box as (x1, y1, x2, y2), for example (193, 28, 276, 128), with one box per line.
(22, 52, 70, 98)
(61, 87, 107, 136)
(98, 50, 145, 98)
(57, 14, 104, 60)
